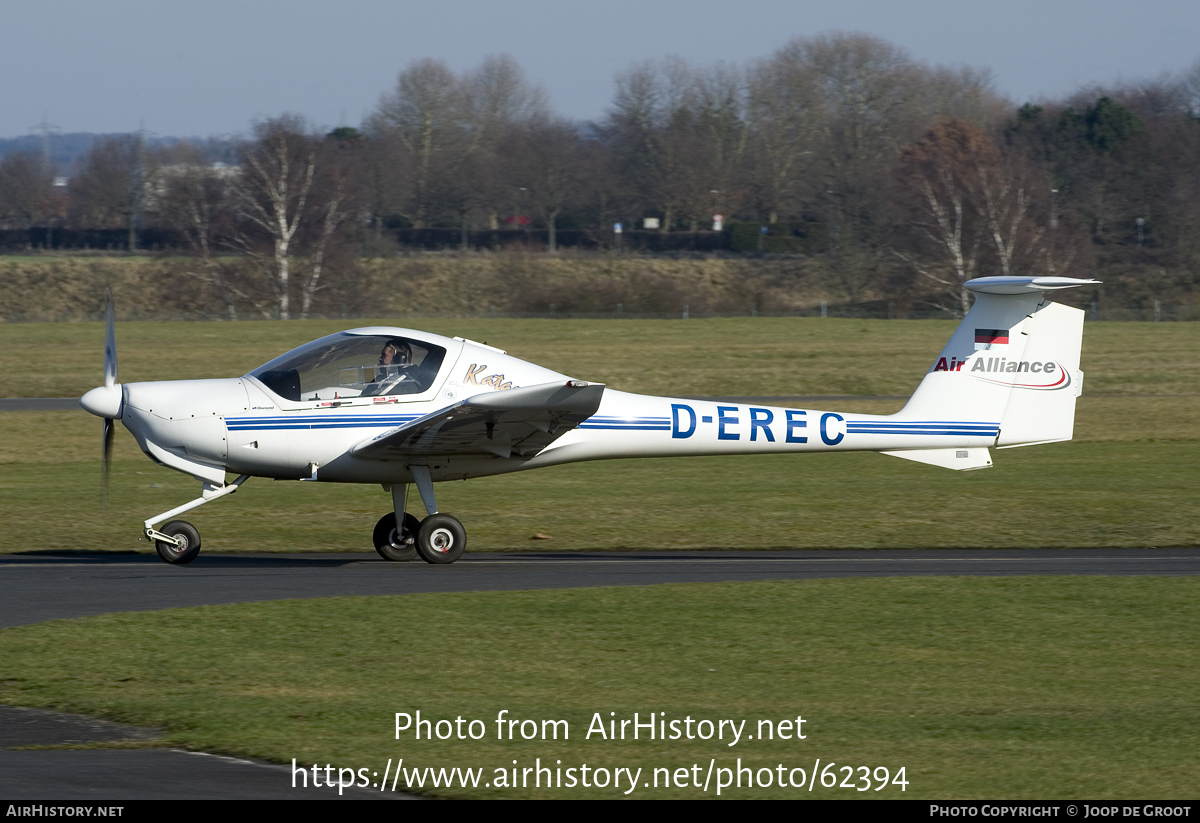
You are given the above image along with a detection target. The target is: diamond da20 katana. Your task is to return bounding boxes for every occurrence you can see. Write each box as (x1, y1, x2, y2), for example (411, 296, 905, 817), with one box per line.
(79, 275, 1097, 565)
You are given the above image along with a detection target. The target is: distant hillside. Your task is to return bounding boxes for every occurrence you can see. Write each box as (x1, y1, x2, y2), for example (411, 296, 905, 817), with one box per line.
(0, 133, 238, 176)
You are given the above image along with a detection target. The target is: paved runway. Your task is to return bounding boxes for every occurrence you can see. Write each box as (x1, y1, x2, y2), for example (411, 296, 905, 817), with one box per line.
(0, 398, 81, 411)
(3, 548, 1198, 629)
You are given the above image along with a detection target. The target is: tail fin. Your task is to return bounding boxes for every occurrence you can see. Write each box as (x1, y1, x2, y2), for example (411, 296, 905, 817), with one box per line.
(897, 276, 1098, 451)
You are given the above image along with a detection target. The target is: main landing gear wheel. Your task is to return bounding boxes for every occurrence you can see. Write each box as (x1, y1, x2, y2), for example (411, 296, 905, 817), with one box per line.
(373, 512, 420, 561)
(154, 520, 201, 565)
(415, 514, 466, 564)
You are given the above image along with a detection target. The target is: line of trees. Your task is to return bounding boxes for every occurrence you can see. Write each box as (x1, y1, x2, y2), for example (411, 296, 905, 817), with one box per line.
(2, 32, 1199, 319)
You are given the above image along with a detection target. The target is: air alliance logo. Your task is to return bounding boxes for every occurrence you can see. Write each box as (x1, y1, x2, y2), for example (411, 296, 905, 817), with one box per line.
(932, 353, 1071, 390)
(970, 356, 1071, 390)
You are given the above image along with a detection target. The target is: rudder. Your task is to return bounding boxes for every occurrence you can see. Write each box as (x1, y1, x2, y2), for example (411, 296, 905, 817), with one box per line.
(993, 300, 1085, 447)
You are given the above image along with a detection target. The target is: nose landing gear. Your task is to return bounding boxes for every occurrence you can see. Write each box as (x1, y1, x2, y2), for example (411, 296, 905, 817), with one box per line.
(153, 520, 201, 565)
(143, 475, 250, 566)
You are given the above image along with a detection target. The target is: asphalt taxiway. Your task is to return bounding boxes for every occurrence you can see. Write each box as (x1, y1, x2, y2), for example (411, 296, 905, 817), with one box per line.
(3, 548, 1198, 629)
(0, 707, 399, 800)
(3, 548, 1197, 799)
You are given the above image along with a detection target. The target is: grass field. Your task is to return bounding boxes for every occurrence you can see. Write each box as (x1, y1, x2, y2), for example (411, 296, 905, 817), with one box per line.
(0, 577, 1196, 799)
(1, 317, 1196, 800)
(2, 316, 1198, 399)
(1, 317, 1196, 553)
(2, 417, 1196, 552)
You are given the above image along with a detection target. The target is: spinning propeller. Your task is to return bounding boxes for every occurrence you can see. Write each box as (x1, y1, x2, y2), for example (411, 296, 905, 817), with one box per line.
(102, 290, 117, 507)
(80, 290, 123, 509)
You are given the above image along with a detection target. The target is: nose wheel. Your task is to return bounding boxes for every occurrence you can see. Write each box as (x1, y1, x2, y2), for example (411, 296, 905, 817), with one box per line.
(153, 520, 202, 565)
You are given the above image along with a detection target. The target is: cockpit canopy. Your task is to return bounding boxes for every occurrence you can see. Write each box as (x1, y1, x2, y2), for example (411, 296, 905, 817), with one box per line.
(249, 332, 447, 402)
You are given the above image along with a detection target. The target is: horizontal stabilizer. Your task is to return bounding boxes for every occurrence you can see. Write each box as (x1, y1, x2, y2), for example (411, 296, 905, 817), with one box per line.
(879, 447, 992, 471)
(352, 381, 604, 460)
(966, 276, 1101, 294)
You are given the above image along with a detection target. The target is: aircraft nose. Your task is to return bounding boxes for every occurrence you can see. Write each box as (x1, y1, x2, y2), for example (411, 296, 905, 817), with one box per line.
(124, 378, 249, 419)
(120, 379, 249, 472)
(80, 384, 123, 418)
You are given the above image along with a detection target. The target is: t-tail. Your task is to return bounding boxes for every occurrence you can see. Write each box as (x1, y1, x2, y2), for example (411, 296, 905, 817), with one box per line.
(882, 275, 1099, 472)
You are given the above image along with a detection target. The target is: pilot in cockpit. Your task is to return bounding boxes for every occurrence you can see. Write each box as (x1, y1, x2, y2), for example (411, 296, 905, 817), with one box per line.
(362, 339, 415, 396)
(379, 340, 410, 369)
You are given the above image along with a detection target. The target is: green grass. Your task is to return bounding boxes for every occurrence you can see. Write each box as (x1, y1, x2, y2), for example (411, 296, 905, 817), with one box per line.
(0, 577, 1196, 798)
(1, 317, 1196, 553)
(1, 407, 1196, 552)
(2, 317, 1197, 399)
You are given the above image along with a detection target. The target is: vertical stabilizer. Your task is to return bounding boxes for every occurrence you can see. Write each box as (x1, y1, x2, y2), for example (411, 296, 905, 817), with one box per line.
(896, 276, 1096, 450)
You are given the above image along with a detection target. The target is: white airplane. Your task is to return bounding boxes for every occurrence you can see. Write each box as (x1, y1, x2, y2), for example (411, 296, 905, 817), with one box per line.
(80, 275, 1097, 565)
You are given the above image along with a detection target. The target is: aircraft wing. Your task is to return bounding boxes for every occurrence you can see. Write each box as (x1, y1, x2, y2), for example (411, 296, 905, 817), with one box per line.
(351, 381, 605, 461)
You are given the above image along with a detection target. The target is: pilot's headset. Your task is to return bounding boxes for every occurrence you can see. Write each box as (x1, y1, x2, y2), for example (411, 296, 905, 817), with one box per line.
(382, 340, 412, 367)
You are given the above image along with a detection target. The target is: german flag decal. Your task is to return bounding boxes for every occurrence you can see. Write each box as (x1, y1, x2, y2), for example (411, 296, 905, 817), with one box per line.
(974, 328, 1009, 348)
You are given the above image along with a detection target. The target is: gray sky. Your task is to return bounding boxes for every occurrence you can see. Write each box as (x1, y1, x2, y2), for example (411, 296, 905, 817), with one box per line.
(4, 0, 1198, 138)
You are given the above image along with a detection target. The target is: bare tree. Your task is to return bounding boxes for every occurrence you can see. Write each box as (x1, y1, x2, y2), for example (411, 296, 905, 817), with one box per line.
(0, 152, 56, 229)
(896, 120, 988, 314)
(898, 119, 1049, 314)
(436, 148, 491, 249)
(231, 116, 317, 320)
(746, 50, 821, 222)
(462, 54, 549, 140)
(602, 58, 713, 232)
(299, 129, 364, 318)
(361, 126, 416, 251)
(369, 59, 464, 229)
(974, 149, 1044, 279)
(509, 119, 586, 251)
(1180, 56, 1200, 118)
(802, 34, 922, 248)
(682, 62, 748, 229)
(601, 60, 664, 225)
(157, 144, 249, 319)
(68, 134, 158, 249)
(456, 54, 551, 232)
(919, 65, 1008, 129)
(368, 55, 547, 234)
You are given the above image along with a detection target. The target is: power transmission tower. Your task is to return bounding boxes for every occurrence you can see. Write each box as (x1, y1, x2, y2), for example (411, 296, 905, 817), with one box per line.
(128, 120, 157, 253)
(30, 112, 60, 248)
(32, 111, 59, 167)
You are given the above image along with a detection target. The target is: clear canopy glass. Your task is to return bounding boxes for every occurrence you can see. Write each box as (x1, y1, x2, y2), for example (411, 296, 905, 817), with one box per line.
(249, 333, 447, 402)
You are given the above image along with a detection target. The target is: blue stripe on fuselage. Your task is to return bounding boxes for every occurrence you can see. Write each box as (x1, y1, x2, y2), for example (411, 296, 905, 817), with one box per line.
(227, 414, 419, 432)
